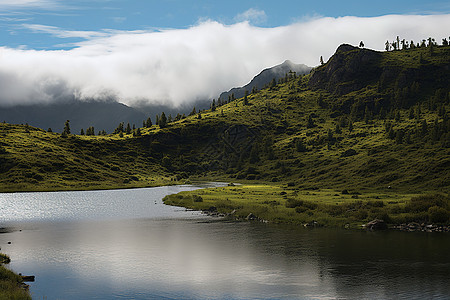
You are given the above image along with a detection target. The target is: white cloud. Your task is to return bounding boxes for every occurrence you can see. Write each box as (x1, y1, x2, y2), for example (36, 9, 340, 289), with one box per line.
(0, 0, 62, 10)
(22, 24, 109, 39)
(0, 14, 449, 108)
(234, 8, 267, 24)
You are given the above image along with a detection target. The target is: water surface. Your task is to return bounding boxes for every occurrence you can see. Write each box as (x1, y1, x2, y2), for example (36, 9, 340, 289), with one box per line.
(0, 185, 449, 299)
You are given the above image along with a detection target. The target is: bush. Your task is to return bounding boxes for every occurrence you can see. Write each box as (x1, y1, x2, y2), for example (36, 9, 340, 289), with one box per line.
(285, 198, 303, 208)
(295, 206, 308, 213)
(428, 206, 449, 223)
(193, 195, 203, 202)
(406, 194, 449, 213)
(367, 200, 384, 208)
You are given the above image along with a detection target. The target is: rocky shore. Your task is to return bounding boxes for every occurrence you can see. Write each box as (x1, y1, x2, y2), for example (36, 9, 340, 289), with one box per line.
(391, 222, 450, 233)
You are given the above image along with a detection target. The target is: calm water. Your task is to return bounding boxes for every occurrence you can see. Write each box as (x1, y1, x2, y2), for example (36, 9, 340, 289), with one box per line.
(0, 185, 449, 299)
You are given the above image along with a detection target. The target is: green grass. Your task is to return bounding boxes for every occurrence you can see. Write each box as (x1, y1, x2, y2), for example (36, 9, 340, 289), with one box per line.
(0, 122, 186, 192)
(0, 253, 31, 300)
(164, 184, 449, 227)
(0, 44, 448, 200)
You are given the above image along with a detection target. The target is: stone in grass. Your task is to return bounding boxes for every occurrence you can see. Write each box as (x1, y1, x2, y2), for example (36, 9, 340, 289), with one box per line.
(341, 149, 357, 157)
(246, 213, 258, 221)
(365, 219, 388, 230)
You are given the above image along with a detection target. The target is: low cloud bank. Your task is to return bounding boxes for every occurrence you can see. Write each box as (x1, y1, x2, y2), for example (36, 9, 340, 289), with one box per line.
(0, 14, 449, 107)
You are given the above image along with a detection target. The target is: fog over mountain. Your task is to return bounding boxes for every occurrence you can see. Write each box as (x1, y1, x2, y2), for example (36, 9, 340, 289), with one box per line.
(219, 60, 312, 101)
(0, 14, 449, 109)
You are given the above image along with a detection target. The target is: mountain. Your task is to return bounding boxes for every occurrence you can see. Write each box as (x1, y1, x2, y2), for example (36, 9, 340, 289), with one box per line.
(1, 42, 449, 227)
(0, 100, 146, 134)
(0, 61, 311, 133)
(0, 43, 449, 194)
(219, 60, 312, 100)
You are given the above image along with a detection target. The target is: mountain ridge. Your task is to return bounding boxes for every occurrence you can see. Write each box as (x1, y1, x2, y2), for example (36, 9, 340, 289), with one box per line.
(219, 60, 312, 100)
(0, 43, 448, 195)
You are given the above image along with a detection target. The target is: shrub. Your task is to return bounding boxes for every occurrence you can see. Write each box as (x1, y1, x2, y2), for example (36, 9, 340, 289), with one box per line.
(193, 195, 203, 202)
(367, 200, 384, 208)
(406, 194, 449, 213)
(285, 198, 303, 208)
(428, 206, 449, 223)
(295, 206, 308, 213)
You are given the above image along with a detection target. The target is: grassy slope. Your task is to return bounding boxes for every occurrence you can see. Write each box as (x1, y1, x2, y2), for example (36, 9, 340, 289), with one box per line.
(163, 184, 423, 228)
(0, 254, 31, 299)
(0, 44, 449, 226)
(0, 123, 180, 192)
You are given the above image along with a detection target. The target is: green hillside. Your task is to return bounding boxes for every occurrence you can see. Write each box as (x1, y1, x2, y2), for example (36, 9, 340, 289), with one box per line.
(0, 42, 449, 226)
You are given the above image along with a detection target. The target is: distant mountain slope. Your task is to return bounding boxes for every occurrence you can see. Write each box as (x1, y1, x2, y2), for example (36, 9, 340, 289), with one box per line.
(1, 43, 449, 195)
(0, 100, 146, 133)
(219, 60, 312, 100)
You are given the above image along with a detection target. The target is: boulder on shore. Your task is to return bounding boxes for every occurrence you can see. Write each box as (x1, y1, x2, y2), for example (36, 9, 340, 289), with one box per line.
(365, 219, 388, 230)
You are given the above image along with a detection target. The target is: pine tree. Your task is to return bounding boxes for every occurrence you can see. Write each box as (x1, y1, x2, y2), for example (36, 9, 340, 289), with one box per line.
(421, 119, 428, 136)
(159, 112, 167, 128)
(409, 107, 415, 119)
(348, 120, 354, 132)
(80, 128, 85, 135)
(126, 123, 131, 134)
(146, 117, 152, 128)
(244, 90, 249, 105)
(133, 128, 142, 137)
(306, 114, 315, 128)
(62, 120, 70, 136)
(295, 138, 307, 152)
(395, 130, 404, 144)
(249, 145, 259, 163)
(114, 122, 124, 134)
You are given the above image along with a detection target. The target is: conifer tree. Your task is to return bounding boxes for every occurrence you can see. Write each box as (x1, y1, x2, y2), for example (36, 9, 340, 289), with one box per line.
(80, 128, 85, 135)
(306, 114, 315, 128)
(421, 119, 428, 136)
(146, 117, 152, 127)
(385, 40, 390, 51)
(116, 122, 124, 133)
(126, 123, 131, 134)
(348, 120, 353, 132)
(62, 120, 70, 136)
(159, 112, 167, 128)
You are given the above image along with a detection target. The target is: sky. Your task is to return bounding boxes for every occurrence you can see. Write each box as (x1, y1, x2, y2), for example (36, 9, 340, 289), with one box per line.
(0, 0, 449, 108)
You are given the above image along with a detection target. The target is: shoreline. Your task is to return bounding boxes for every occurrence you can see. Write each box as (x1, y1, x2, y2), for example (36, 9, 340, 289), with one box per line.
(0, 253, 31, 299)
(163, 184, 450, 231)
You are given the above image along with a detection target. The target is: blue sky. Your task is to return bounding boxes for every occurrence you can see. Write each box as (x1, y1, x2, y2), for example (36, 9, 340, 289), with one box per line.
(0, 1, 449, 107)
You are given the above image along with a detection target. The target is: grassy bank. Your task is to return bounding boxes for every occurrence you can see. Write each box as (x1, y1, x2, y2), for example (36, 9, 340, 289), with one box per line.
(163, 184, 450, 228)
(0, 253, 31, 300)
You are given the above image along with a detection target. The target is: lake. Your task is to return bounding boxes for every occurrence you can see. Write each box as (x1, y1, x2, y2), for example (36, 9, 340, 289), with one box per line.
(1, 184, 449, 299)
